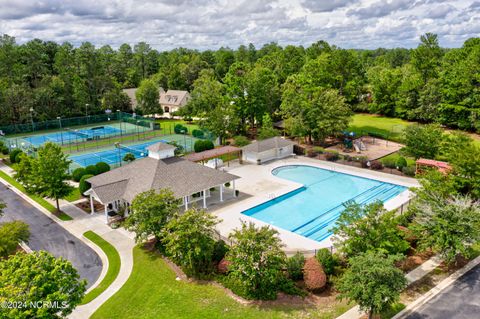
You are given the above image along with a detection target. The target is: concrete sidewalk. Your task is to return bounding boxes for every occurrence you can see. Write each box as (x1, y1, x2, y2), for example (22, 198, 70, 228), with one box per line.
(61, 203, 136, 319)
(0, 162, 136, 318)
(336, 256, 443, 319)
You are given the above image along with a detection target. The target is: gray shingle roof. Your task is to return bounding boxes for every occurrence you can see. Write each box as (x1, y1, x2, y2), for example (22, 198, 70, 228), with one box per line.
(241, 137, 295, 153)
(87, 156, 239, 204)
(147, 143, 176, 152)
(159, 90, 190, 106)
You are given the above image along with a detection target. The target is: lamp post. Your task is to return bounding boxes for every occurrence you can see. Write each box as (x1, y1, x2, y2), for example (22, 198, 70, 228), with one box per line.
(181, 129, 187, 151)
(85, 104, 90, 123)
(29, 107, 34, 132)
(57, 116, 64, 145)
(114, 142, 122, 167)
(117, 110, 122, 137)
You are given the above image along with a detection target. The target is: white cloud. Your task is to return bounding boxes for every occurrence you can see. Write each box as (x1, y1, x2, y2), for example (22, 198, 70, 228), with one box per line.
(0, 0, 477, 49)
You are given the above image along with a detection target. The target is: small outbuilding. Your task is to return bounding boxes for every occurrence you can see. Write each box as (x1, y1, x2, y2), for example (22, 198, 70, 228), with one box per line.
(241, 137, 295, 164)
(415, 158, 452, 175)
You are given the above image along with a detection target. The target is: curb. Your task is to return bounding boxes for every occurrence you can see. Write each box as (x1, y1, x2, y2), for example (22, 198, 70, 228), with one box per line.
(393, 254, 480, 319)
(81, 232, 109, 295)
(19, 241, 33, 253)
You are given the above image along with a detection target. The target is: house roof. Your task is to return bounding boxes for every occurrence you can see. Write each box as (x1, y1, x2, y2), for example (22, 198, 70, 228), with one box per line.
(241, 137, 295, 153)
(87, 156, 239, 204)
(159, 90, 190, 106)
(147, 143, 176, 153)
(123, 87, 165, 108)
(184, 146, 241, 162)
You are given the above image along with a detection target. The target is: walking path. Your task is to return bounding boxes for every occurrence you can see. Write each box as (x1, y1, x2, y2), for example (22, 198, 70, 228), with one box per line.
(0, 162, 136, 319)
(336, 256, 443, 319)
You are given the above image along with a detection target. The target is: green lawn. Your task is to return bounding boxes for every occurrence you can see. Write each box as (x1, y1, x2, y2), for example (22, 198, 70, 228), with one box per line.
(81, 231, 121, 305)
(92, 246, 351, 319)
(156, 119, 200, 135)
(0, 170, 72, 221)
(349, 114, 413, 142)
(65, 187, 82, 202)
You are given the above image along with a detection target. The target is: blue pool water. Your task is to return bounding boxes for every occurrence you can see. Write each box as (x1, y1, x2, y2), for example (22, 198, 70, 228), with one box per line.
(242, 165, 407, 242)
(24, 126, 122, 146)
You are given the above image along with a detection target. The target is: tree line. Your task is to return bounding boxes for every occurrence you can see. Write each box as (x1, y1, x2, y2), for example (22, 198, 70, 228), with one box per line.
(0, 33, 478, 135)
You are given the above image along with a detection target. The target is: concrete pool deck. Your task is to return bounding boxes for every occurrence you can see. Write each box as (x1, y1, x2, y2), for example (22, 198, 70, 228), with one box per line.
(214, 157, 419, 253)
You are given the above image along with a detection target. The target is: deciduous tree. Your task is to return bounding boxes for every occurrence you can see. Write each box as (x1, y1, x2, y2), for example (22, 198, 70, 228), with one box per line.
(0, 251, 86, 319)
(125, 189, 181, 243)
(337, 252, 407, 319)
(162, 208, 219, 277)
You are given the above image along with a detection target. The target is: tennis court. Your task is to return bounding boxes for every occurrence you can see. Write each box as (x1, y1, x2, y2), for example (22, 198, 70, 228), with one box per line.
(24, 125, 122, 147)
(69, 134, 204, 168)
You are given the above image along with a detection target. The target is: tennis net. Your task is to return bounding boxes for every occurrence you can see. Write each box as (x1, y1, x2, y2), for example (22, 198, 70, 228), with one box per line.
(65, 128, 90, 138)
(117, 144, 146, 158)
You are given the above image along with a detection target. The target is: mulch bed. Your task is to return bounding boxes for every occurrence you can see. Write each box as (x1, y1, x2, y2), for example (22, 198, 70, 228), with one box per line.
(75, 199, 105, 214)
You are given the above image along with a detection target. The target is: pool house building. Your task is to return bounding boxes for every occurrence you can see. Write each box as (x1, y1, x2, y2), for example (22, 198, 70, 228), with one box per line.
(84, 142, 239, 222)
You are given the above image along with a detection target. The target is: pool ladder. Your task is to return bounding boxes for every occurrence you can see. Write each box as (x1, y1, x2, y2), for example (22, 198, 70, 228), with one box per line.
(268, 193, 276, 199)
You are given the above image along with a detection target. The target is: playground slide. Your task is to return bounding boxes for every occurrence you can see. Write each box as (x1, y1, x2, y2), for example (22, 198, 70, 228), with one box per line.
(354, 144, 361, 153)
(360, 141, 367, 151)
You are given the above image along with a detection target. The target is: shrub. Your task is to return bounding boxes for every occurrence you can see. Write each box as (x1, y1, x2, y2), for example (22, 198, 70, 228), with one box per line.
(85, 165, 98, 176)
(9, 149, 23, 163)
(0, 141, 8, 155)
(233, 135, 250, 147)
(72, 168, 87, 182)
(325, 151, 339, 161)
(286, 252, 305, 280)
(192, 129, 205, 138)
(303, 257, 327, 292)
(95, 162, 111, 174)
(14, 151, 24, 164)
(123, 153, 136, 162)
(402, 165, 416, 177)
(212, 240, 229, 264)
(395, 156, 408, 170)
(194, 140, 214, 153)
(313, 146, 325, 154)
(370, 160, 384, 170)
(315, 248, 337, 276)
(174, 124, 188, 134)
(381, 157, 397, 169)
(217, 258, 230, 274)
(79, 174, 94, 194)
(361, 159, 369, 168)
(306, 149, 317, 157)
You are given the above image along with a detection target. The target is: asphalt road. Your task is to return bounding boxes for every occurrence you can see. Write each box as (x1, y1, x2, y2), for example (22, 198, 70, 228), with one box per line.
(0, 183, 102, 288)
(406, 264, 480, 319)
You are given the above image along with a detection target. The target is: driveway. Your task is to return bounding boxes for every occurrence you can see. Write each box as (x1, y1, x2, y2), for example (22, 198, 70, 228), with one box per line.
(0, 183, 102, 288)
(406, 264, 480, 319)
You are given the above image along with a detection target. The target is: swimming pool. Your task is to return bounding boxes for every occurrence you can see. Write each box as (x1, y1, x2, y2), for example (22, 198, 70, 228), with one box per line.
(242, 165, 407, 242)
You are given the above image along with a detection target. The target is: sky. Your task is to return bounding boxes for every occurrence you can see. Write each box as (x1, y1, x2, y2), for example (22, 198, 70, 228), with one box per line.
(0, 0, 478, 50)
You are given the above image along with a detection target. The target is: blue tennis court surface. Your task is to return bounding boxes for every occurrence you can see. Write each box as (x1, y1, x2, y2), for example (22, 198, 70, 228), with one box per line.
(70, 140, 169, 167)
(23, 126, 122, 147)
(242, 165, 407, 242)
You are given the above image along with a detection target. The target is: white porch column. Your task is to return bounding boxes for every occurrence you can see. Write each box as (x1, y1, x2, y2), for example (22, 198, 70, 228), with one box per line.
(232, 180, 236, 197)
(104, 204, 108, 224)
(89, 195, 95, 214)
(203, 189, 207, 208)
(220, 184, 224, 202)
(184, 196, 188, 210)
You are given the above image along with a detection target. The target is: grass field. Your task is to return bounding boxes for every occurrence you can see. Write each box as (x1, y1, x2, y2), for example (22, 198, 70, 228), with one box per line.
(81, 231, 121, 305)
(92, 246, 351, 319)
(349, 113, 480, 147)
(348, 114, 413, 142)
(0, 170, 72, 221)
